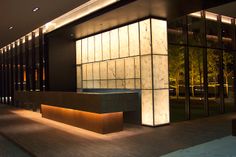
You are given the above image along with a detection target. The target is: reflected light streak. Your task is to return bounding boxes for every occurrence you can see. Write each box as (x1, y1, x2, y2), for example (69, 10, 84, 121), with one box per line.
(44, 0, 120, 33)
(10, 107, 150, 140)
(0, 0, 120, 52)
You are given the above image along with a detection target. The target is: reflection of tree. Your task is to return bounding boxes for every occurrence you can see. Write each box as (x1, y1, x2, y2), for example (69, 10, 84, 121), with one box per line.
(189, 48, 203, 97)
(207, 50, 219, 97)
(223, 52, 233, 96)
(169, 46, 184, 98)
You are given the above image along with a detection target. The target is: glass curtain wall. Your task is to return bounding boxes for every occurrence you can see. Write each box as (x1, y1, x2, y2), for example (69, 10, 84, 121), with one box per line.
(189, 47, 205, 119)
(168, 11, 236, 122)
(224, 51, 235, 112)
(168, 17, 186, 121)
(207, 49, 221, 115)
(169, 45, 185, 121)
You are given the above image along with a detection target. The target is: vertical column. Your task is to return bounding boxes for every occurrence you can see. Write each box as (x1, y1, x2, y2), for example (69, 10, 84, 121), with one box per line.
(10, 44, 14, 105)
(15, 41, 19, 91)
(184, 15, 190, 120)
(4, 48, 7, 104)
(140, 18, 169, 126)
(201, 11, 209, 116)
(6, 47, 10, 104)
(218, 15, 225, 113)
(151, 19, 169, 125)
(140, 19, 154, 126)
(76, 40, 82, 91)
(3, 49, 6, 104)
(32, 32, 36, 91)
(232, 19, 236, 112)
(39, 28, 44, 91)
(25, 36, 30, 91)
(44, 36, 49, 91)
(19, 39, 24, 91)
(0, 50, 2, 103)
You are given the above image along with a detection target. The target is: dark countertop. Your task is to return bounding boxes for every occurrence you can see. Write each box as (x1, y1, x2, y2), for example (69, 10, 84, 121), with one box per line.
(15, 91, 139, 113)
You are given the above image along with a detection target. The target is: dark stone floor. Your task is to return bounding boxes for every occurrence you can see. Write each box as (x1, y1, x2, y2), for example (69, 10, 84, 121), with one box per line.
(0, 105, 235, 157)
(0, 134, 31, 157)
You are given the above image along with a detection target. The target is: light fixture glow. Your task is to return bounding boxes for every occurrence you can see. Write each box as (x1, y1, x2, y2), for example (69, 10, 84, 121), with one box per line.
(33, 7, 39, 12)
(189, 11, 201, 17)
(44, 0, 119, 33)
(205, 11, 218, 21)
(8, 26, 13, 30)
(221, 15, 232, 24)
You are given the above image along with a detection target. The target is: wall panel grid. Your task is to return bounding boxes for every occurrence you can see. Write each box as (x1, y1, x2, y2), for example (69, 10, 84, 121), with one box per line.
(76, 18, 169, 126)
(0, 28, 46, 107)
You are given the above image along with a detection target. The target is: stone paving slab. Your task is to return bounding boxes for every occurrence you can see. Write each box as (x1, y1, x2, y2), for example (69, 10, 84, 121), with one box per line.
(162, 136, 236, 157)
(0, 105, 235, 157)
(0, 135, 31, 157)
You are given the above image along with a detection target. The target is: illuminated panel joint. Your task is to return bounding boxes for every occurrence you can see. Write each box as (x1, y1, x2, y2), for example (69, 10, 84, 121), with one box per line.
(76, 18, 169, 126)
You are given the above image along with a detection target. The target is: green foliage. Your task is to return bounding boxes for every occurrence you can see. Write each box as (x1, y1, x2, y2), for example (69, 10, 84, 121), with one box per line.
(207, 49, 219, 85)
(169, 46, 185, 97)
(223, 52, 233, 78)
(223, 52, 234, 96)
(189, 48, 203, 84)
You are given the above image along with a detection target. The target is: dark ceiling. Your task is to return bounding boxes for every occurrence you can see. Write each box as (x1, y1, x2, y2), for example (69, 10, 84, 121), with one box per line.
(1, 0, 236, 48)
(0, 0, 89, 48)
(208, 1, 236, 18)
(51, 0, 236, 41)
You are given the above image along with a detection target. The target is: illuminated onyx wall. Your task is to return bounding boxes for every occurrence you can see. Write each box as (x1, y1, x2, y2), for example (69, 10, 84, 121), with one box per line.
(76, 18, 169, 126)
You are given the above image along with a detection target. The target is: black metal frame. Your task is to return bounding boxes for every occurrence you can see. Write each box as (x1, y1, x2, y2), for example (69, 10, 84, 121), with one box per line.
(39, 28, 44, 91)
(31, 32, 36, 91)
(15, 42, 19, 92)
(25, 36, 30, 91)
(202, 11, 209, 116)
(6, 47, 10, 105)
(19, 39, 24, 91)
(232, 19, 236, 112)
(3, 49, 6, 104)
(217, 15, 225, 113)
(0, 50, 2, 103)
(183, 16, 190, 120)
(10, 44, 14, 105)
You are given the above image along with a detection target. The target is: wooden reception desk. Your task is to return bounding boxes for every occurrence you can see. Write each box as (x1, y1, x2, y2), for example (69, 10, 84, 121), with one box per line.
(15, 91, 139, 134)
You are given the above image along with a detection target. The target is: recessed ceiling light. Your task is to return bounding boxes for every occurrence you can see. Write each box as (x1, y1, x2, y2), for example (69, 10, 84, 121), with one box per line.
(9, 26, 13, 30)
(33, 7, 39, 12)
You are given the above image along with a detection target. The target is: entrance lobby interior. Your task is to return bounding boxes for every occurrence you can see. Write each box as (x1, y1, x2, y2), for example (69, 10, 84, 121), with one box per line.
(0, 0, 236, 156)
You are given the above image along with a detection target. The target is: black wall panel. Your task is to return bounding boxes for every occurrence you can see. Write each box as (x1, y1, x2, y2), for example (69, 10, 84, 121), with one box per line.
(46, 32, 76, 92)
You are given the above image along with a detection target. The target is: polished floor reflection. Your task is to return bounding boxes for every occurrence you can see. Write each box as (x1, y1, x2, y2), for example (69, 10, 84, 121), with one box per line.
(0, 135, 31, 157)
(0, 105, 235, 157)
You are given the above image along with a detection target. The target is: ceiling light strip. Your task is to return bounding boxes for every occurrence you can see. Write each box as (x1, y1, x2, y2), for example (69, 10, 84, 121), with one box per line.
(0, 0, 119, 52)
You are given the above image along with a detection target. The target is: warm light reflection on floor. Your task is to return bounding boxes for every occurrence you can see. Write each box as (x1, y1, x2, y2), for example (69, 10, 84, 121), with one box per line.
(9, 107, 150, 140)
(41, 104, 123, 134)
